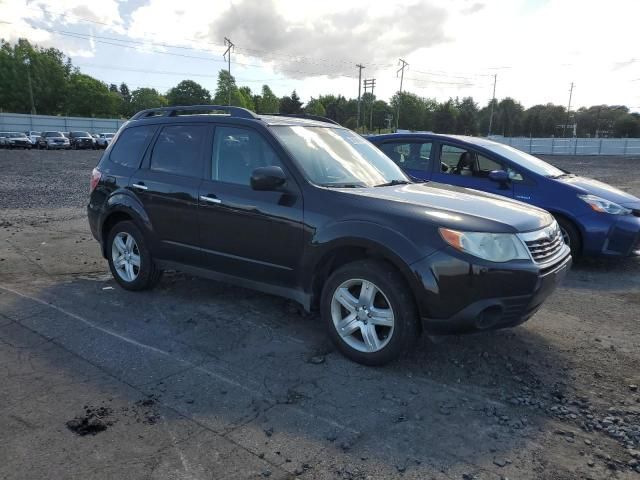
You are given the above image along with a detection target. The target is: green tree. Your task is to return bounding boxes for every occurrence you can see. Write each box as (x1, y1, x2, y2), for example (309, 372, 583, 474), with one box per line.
(455, 97, 479, 135)
(280, 90, 303, 114)
(0, 39, 72, 115)
(305, 97, 326, 116)
(433, 99, 458, 133)
(238, 86, 255, 111)
(255, 85, 279, 113)
(63, 72, 121, 117)
(614, 114, 640, 137)
(129, 87, 167, 114)
(212, 70, 246, 107)
(166, 79, 211, 106)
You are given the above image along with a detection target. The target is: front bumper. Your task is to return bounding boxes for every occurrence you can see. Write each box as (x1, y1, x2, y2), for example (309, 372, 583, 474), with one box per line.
(410, 248, 572, 335)
(579, 212, 640, 257)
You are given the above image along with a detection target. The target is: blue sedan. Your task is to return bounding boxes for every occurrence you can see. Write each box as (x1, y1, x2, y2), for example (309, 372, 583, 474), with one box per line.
(368, 133, 640, 258)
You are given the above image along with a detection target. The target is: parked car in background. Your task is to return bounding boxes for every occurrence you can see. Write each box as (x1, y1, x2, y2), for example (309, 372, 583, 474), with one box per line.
(87, 105, 570, 365)
(69, 131, 96, 149)
(26, 131, 41, 145)
(95, 132, 115, 149)
(6, 132, 32, 149)
(368, 133, 640, 258)
(37, 131, 70, 150)
(0, 132, 9, 148)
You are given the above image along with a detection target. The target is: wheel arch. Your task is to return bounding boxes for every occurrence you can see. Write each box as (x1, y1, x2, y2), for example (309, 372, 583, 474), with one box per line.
(100, 192, 154, 257)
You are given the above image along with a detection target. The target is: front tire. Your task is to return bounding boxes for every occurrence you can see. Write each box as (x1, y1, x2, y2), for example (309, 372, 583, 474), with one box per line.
(554, 215, 581, 258)
(106, 220, 162, 291)
(321, 260, 419, 366)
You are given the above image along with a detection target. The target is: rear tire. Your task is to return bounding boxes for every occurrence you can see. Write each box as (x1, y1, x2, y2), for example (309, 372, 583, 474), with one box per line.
(554, 215, 581, 258)
(321, 260, 419, 366)
(106, 220, 162, 291)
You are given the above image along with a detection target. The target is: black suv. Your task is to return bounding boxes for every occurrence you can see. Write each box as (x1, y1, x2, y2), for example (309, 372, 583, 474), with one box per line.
(88, 105, 571, 365)
(69, 131, 96, 149)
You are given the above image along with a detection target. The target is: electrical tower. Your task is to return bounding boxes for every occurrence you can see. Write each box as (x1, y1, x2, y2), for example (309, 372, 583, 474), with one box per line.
(223, 37, 235, 105)
(363, 78, 376, 132)
(563, 82, 575, 138)
(356, 64, 365, 131)
(487, 74, 497, 137)
(396, 59, 408, 130)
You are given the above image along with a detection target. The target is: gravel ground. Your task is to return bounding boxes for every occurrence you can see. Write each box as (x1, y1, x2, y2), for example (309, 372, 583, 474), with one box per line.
(1, 149, 640, 480)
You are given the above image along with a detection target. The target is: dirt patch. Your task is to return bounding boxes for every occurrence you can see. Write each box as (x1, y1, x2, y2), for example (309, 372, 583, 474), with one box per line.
(66, 406, 115, 436)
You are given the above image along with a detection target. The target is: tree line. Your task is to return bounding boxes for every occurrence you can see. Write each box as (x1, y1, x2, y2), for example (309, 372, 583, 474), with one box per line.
(2, 39, 639, 138)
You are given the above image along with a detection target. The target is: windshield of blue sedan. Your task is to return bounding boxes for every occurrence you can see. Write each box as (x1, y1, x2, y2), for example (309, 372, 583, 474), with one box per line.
(483, 143, 565, 177)
(272, 126, 409, 187)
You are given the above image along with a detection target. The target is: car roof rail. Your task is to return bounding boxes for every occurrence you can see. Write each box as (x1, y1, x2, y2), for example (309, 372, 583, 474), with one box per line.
(130, 105, 259, 121)
(263, 113, 341, 126)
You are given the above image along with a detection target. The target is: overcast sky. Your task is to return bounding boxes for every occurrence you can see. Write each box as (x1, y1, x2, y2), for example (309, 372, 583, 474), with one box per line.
(2, 0, 639, 111)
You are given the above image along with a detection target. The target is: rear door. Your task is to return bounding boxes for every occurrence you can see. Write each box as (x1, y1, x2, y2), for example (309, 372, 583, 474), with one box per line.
(197, 124, 304, 287)
(129, 123, 209, 265)
(377, 138, 434, 181)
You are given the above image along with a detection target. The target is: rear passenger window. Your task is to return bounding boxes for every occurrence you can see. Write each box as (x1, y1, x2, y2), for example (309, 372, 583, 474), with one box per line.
(212, 126, 282, 186)
(109, 125, 156, 168)
(150, 125, 207, 178)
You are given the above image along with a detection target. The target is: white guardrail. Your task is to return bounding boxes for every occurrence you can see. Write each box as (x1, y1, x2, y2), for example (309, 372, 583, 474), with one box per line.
(490, 136, 640, 156)
(0, 112, 126, 134)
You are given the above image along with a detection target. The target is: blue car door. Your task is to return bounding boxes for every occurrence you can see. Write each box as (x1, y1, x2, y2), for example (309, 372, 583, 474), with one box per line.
(377, 138, 434, 181)
(431, 142, 516, 198)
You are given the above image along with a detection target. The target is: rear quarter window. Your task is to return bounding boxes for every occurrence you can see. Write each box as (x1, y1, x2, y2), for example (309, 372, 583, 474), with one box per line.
(109, 125, 156, 169)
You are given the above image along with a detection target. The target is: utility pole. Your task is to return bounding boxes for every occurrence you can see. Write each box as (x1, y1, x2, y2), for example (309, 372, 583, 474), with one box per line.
(223, 37, 235, 105)
(356, 64, 365, 131)
(363, 78, 376, 132)
(563, 82, 574, 138)
(396, 59, 408, 130)
(24, 57, 36, 115)
(487, 73, 497, 137)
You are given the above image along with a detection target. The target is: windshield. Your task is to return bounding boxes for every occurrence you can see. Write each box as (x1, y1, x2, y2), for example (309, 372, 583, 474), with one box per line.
(71, 131, 91, 137)
(105, 133, 115, 138)
(10, 133, 27, 138)
(272, 126, 409, 187)
(483, 143, 565, 177)
(45, 132, 64, 137)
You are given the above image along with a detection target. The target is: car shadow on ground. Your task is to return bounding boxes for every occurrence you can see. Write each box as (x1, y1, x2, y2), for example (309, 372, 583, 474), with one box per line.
(563, 255, 640, 292)
(0, 273, 576, 478)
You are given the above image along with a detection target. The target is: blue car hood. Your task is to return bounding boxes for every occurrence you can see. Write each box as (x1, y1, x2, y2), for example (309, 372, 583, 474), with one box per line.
(557, 175, 640, 209)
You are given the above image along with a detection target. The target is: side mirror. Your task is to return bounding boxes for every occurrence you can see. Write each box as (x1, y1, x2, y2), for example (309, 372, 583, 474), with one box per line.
(250, 166, 286, 191)
(489, 169, 509, 185)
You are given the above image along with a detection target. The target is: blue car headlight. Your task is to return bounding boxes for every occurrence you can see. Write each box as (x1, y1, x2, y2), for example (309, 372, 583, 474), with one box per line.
(578, 194, 632, 215)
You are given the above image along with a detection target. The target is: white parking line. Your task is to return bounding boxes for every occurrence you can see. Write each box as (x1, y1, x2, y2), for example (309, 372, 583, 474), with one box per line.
(0, 284, 359, 435)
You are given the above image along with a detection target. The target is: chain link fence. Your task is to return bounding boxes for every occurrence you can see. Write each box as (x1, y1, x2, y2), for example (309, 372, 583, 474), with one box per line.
(0, 112, 125, 134)
(490, 136, 640, 156)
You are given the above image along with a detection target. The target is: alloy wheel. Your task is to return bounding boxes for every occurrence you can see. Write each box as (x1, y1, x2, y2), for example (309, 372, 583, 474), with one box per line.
(111, 232, 141, 282)
(330, 278, 395, 353)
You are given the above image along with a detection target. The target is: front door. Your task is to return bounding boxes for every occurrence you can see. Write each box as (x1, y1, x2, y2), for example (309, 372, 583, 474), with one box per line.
(198, 125, 304, 287)
(129, 123, 208, 265)
(431, 143, 518, 198)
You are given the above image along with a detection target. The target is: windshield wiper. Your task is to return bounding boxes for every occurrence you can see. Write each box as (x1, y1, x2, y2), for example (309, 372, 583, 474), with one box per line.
(374, 179, 412, 187)
(319, 182, 366, 188)
(548, 173, 574, 179)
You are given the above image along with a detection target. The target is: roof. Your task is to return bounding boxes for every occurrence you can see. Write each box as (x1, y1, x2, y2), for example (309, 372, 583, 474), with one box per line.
(128, 105, 340, 128)
(370, 132, 502, 148)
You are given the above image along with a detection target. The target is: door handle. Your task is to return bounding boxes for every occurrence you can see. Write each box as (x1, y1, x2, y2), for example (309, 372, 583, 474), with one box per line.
(132, 182, 148, 191)
(200, 195, 222, 204)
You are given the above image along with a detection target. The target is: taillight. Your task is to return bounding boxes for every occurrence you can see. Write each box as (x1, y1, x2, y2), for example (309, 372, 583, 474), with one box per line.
(90, 168, 102, 193)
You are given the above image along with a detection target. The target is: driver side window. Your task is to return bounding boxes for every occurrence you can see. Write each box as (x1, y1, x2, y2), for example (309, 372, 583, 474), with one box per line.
(440, 144, 522, 181)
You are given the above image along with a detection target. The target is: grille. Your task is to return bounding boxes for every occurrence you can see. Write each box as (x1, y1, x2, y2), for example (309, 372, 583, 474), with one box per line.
(523, 226, 565, 263)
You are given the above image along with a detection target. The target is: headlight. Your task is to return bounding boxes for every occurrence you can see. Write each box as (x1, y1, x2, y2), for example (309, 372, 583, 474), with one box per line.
(578, 194, 631, 215)
(439, 228, 530, 262)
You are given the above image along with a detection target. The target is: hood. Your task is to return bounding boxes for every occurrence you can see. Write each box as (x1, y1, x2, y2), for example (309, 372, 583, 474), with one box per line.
(343, 182, 553, 233)
(557, 175, 640, 209)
